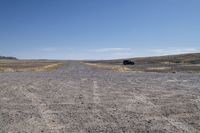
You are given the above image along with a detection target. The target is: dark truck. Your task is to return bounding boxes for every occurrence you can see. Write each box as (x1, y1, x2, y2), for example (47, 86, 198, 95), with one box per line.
(123, 60, 135, 65)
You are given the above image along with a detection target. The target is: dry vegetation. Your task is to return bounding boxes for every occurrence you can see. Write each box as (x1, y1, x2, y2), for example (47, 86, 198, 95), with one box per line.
(84, 62, 132, 72)
(0, 60, 64, 72)
(84, 53, 200, 73)
(84, 62, 175, 73)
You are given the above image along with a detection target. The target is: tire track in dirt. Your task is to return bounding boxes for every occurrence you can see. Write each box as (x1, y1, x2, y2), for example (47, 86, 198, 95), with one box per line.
(125, 83, 198, 133)
(93, 81, 101, 104)
(20, 84, 65, 132)
(92, 80, 124, 132)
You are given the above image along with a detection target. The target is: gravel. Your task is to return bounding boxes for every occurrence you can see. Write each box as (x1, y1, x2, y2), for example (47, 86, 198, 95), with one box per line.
(0, 61, 200, 133)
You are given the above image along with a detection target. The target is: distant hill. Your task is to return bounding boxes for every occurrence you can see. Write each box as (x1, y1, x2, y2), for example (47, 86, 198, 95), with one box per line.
(87, 53, 200, 65)
(84, 53, 200, 73)
(131, 53, 200, 64)
(0, 56, 17, 60)
(92, 53, 200, 65)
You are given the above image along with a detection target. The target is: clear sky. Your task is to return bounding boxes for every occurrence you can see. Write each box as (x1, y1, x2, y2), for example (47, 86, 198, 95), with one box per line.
(0, 0, 200, 59)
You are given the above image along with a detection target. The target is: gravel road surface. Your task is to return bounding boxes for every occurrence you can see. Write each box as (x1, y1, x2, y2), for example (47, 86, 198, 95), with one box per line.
(0, 62, 200, 133)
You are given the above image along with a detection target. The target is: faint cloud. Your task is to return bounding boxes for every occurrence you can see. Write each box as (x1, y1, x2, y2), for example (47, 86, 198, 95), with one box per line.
(87, 48, 137, 59)
(93, 48, 132, 52)
(149, 48, 199, 55)
(40, 48, 57, 52)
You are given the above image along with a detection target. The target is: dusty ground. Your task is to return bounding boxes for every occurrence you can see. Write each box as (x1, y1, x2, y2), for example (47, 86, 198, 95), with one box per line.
(0, 61, 200, 133)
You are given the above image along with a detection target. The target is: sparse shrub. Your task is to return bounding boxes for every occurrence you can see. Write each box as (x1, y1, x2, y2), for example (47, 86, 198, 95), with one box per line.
(0, 56, 17, 60)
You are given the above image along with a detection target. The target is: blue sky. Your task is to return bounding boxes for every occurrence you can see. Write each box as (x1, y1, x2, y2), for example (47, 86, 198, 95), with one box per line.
(0, 0, 200, 59)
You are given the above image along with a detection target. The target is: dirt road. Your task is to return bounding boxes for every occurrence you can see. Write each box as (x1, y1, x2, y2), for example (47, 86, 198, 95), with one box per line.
(0, 62, 200, 133)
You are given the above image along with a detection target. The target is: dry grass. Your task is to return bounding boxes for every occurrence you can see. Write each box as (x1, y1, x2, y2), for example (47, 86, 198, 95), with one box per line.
(0, 60, 64, 72)
(83, 53, 200, 73)
(83, 62, 131, 72)
(84, 62, 175, 73)
(83, 62, 200, 73)
(146, 67, 171, 71)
